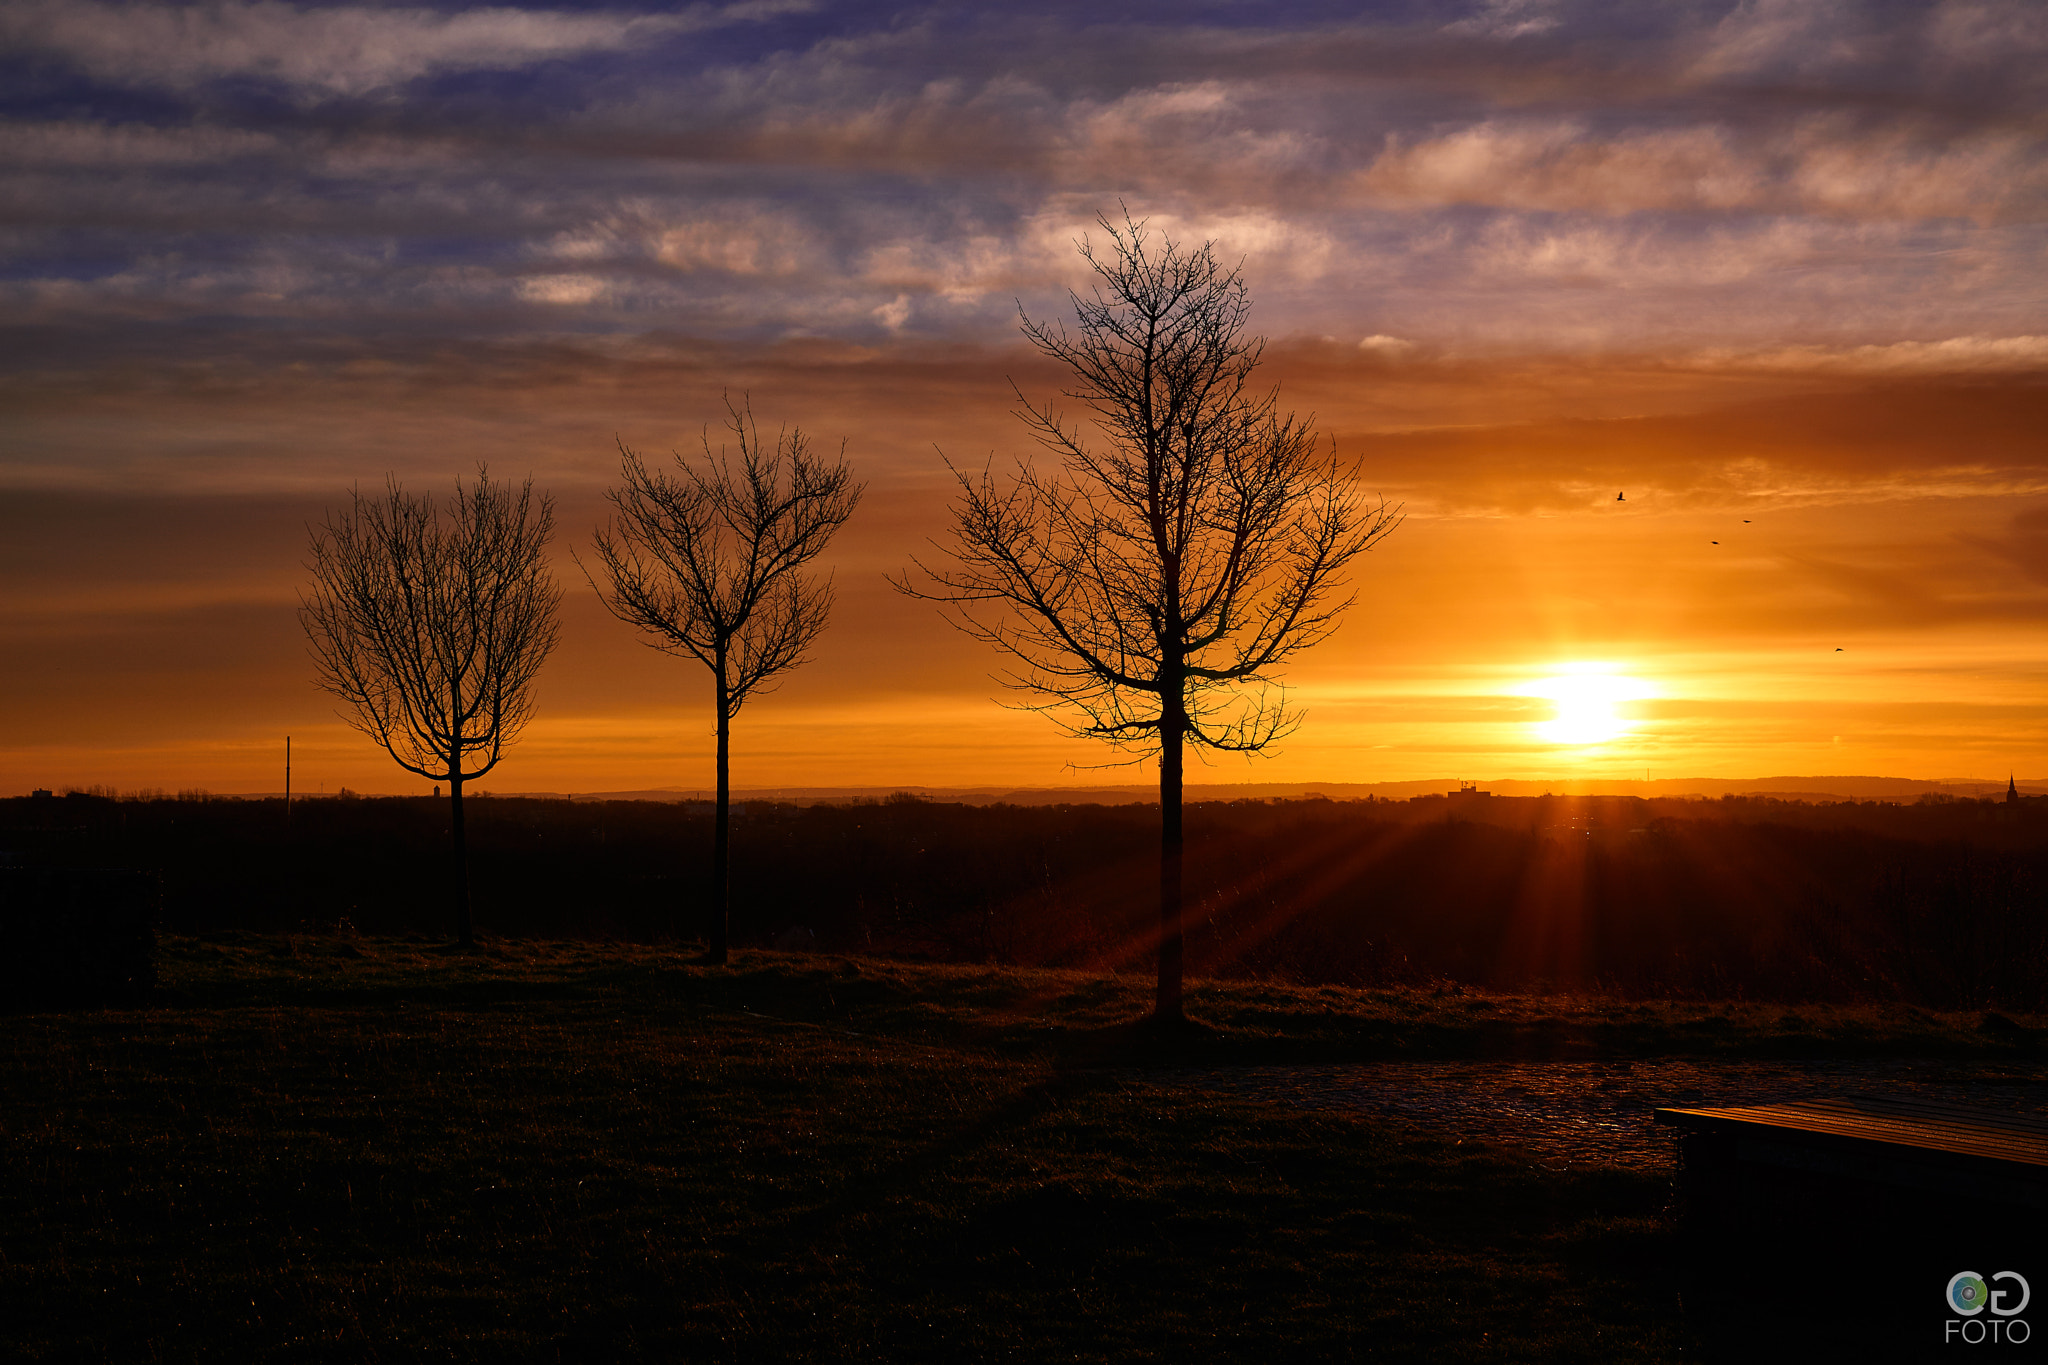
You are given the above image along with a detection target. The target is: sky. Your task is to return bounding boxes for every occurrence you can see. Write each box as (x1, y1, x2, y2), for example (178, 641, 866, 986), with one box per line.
(3, 0, 2046, 796)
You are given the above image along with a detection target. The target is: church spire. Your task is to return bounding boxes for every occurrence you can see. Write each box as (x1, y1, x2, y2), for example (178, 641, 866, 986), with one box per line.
(2009, 774, 2020, 804)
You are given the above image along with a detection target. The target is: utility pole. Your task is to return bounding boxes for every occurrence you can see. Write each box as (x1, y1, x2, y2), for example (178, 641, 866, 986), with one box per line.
(285, 735, 292, 829)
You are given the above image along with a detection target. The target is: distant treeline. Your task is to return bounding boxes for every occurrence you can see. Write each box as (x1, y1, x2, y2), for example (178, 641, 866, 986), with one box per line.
(4, 790, 2045, 1008)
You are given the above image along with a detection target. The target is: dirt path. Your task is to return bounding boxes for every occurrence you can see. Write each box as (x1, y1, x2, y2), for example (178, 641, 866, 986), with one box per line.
(1157, 1059, 2048, 1171)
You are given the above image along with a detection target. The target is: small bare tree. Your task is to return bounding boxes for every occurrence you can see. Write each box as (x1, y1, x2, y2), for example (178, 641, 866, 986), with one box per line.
(302, 468, 562, 949)
(898, 215, 1401, 1024)
(584, 398, 862, 964)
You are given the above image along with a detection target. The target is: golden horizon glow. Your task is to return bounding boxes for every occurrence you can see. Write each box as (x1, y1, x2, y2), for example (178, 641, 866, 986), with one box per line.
(6, 388, 2048, 795)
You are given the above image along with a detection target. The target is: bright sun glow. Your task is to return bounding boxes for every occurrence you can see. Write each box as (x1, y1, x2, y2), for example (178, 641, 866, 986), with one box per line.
(1522, 667, 1654, 746)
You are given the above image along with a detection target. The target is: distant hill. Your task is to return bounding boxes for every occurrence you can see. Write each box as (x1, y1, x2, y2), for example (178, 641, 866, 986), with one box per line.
(46, 776, 2040, 805)
(487, 776, 2043, 806)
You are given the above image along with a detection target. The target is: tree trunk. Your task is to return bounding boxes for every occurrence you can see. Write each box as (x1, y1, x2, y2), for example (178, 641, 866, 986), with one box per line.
(450, 769, 474, 949)
(708, 666, 731, 965)
(1156, 695, 1185, 1024)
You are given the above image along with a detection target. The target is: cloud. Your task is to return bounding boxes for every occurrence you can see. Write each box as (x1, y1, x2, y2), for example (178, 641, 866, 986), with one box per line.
(1357, 335, 1415, 356)
(3, 2, 2046, 377)
(1687, 0, 1876, 82)
(1335, 377, 2048, 518)
(1781, 119, 2046, 224)
(1361, 120, 1758, 216)
(1699, 335, 2048, 374)
(1927, 0, 2048, 61)
(0, 119, 280, 167)
(1443, 0, 1563, 41)
(1357, 116, 2046, 223)
(1, 0, 808, 97)
(871, 293, 911, 330)
(517, 274, 608, 306)
(651, 213, 822, 279)
(1964, 504, 2048, 586)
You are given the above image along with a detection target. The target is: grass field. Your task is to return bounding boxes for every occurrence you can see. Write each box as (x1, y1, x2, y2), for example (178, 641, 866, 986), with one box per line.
(5, 936, 2043, 1362)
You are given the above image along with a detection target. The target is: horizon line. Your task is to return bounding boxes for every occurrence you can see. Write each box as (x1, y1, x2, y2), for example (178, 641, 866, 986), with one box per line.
(14, 774, 2042, 804)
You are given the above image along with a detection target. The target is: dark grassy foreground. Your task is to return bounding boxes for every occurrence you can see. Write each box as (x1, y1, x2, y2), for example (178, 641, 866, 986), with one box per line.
(6, 941, 2044, 1363)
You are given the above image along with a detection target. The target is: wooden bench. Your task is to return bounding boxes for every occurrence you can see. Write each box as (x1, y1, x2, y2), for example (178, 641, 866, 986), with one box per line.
(1655, 1096, 2047, 1354)
(1656, 1095, 2048, 1209)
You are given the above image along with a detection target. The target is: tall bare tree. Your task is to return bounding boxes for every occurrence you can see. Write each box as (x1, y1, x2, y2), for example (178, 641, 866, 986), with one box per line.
(584, 398, 862, 964)
(899, 215, 1401, 1024)
(302, 468, 562, 949)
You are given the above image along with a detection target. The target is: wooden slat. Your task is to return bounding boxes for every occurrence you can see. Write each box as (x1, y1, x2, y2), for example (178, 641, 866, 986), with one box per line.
(1656, 1096, 2048, 1169)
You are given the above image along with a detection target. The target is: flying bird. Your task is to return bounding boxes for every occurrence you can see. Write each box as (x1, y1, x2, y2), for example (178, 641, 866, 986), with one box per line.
(1836, 647, 1844, 652)
(1711, 540, 1719, 545)
(1616, 492, 1625, 501)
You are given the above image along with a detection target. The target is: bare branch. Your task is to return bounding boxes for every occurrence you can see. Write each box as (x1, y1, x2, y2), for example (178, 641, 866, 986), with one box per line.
(584, 396, 863, 715)
(301, 467, 561, 785)
(898, 211, 1403, 758)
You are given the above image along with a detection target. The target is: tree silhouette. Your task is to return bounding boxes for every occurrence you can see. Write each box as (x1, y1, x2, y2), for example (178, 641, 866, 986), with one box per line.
(302, 468, 561, 948)
(899, 214, 1400, 1023)
(584, 398, 862, 963)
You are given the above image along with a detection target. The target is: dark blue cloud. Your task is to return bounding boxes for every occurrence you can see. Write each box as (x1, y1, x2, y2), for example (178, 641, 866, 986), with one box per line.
(0, 0, 2042, 413)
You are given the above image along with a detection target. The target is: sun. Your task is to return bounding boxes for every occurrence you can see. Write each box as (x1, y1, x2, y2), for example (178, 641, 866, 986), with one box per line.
(1522, 666, 1653, 746)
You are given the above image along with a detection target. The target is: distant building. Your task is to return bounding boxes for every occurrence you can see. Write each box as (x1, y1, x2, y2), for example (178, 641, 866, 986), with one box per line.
(2010, 775, 2021, 805)
(1449, 780, 1490, 797)
(30, 788, 52, 799)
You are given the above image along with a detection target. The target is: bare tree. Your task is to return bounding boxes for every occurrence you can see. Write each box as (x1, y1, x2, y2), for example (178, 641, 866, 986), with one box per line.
(302, 468, 562, 949)
(898, 214, 1401, 1024)
(583, 398, 862, 964)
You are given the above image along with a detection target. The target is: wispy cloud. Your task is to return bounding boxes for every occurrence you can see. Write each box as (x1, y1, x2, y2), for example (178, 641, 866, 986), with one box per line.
(2, 0, 808, 97)
(1358, 115, 2046, 224)
(1964, 505, 2048, 587)
(0, 119, 281, 166)
(1698, 335, 2048, 374)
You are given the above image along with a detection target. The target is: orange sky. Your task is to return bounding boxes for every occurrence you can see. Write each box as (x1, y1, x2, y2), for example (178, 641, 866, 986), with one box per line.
(6, 349, 2045, 796)
(3, 2, 2046, 795)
